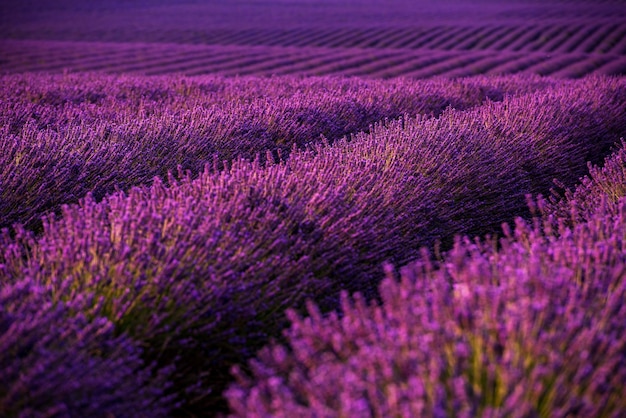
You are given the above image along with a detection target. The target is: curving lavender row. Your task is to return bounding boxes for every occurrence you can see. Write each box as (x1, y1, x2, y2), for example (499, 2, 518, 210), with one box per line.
(0, 73, 572, 232)
(1, 76, 625, 415)
(226, 142, 626, 418)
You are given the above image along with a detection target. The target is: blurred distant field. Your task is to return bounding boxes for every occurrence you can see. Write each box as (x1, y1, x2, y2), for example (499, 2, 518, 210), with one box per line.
(1, 0, 625, 77)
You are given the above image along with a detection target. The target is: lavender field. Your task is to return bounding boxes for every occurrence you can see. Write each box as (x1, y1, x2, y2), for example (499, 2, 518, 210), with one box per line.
(1, 1, 626, 417)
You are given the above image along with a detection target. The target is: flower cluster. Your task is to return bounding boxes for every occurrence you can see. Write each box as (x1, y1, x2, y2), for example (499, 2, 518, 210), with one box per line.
(0, 279, 174, 417)
(226, 140, 626, 418)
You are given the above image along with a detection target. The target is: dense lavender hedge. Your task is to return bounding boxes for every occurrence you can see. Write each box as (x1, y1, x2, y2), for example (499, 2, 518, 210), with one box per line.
(0, 280, 174, 417)
(1, 76, 625, 415)
(226, 143, 626, 418)
(0, 73, 571, 231)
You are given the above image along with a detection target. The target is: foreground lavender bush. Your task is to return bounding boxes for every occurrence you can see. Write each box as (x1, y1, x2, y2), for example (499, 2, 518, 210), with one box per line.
(226, 150, 626, 417)
(0, 279, 174, 417)
(1, 72, 546, 231)
(2, 78, 626, 414)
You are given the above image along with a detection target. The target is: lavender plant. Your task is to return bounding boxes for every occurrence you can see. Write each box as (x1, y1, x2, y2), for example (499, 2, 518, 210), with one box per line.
(0, 279, 175, 417)
(0, 73, 577, 231)
(226, 145, 626, 418)
(546, 139, 626, 225)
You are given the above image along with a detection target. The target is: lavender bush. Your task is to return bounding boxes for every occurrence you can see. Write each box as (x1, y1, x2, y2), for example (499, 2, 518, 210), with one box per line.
(226, 144, 626, 418)
(0, 279, 174, 417)
(2, 76, 625, 414)
(546, 139, 626, 225)
(0, 73, 576, 231)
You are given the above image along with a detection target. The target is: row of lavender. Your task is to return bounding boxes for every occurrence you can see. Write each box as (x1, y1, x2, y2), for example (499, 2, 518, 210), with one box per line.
(227, 143, 626, 418)
(1, 73, 570, 232)
(2, 76, 626, 415)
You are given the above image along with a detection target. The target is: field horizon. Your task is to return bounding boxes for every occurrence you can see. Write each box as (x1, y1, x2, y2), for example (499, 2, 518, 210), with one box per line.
(1, 0, 625, 78)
